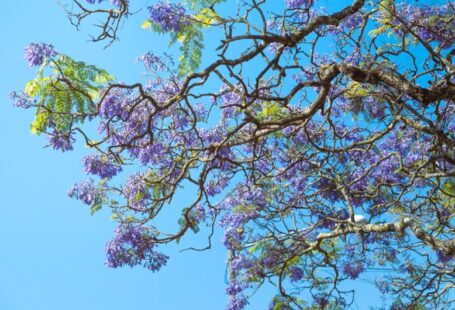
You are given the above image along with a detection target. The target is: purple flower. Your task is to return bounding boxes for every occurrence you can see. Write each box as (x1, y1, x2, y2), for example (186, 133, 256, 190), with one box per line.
(189, 204, 207, 223)
(436, 251, 454, 263)
(109, 0, 126, 6)
(262, 252, 280, 269)
(123, 173, 151, 209)
(49, 131, 75, 152)
(9, 91, 35, 109)
(268, 42, 290, 55)
(194, 103, 208, 120)
(315, 209, 348, 229)
(138, 142, 167, 165)
(313, 295, 329, 308)
(83, 154, 122, 179)
(99, 90, 129, 119)
(205, 177, 229, 197)
(388, 4, 455, 49)
(226, 281, 249, 310)
(24, 43, 57, 67)
(342, 261, 364, 279)
(341, 13, 363, 30)
(288, 266, 304, 282)
(227, 294, 248, 310)
(268, 296, 292, 310)
(285, 0, 311, 9)
(68, 179, 101, 205)
(106, 224, 168, 272)
(138, 52, 166, 71)
(222, 227, 244, 250)
(148, 2, 188, 32)
(86, 0, 127, 6)
(345, 48, 362, 66)
(230, 254, 255, 273)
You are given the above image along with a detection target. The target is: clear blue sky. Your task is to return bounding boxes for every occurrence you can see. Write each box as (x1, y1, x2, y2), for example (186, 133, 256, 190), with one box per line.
(0, 1, 385, 309)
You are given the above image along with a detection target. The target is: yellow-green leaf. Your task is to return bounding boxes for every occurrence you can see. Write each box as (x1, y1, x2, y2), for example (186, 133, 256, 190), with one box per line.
(141, 19, 153, 30)
(345, 82, 370, 98)
(194, 8, 219, 26)
(24, 80, 39, 97)
(87, 88, 100, 100)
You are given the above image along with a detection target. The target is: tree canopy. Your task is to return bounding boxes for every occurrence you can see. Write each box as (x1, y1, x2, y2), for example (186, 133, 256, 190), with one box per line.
(11, 0, 455, 309)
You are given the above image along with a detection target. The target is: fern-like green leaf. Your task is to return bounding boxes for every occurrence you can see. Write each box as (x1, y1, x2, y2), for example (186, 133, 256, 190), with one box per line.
(25, 54, 114, 135)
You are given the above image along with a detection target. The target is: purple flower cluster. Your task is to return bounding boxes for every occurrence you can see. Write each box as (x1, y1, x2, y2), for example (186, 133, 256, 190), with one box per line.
(342, 261, 364, 279)
(85, 0, 126, 6)
(68, 179, 100, 205)
(9, 91, 35, 109)
(344, 48, 361, 65)
(205, 176, 229, 197)
(24, 43, 57, 67)
(105, 224, 168, 271)
(288, 266, 304, 282)
(109, 0, 125, 6)
(264, 252, 285, 269)
(138, 142, 167, 165)
(230, 254, 255, 273)
(188, 204, 208, 225)
(123, 173, 151, 209)
(313, 295, 329, 308)
(436, 251, 454, 264)
(391, 4, 455, 49)
(148, 2, 188, 32)
(267, 296, 292, 310)
(268, 42, 292, 55)
(285, 0, 311, 9)
(99, 90, 129, 119)
(49, 131, 75, 152)
(340, 13, 363, 30)
(137, 52, 166, 71)
(226, 281, 249, 310)
(193, 103, 208, 120)
(222, 228, 245, 250)
(95, 77, 190, 180)
(315, 209, 349, 229)
(219, 187, 263, 250)
(83, 154, 122, 179)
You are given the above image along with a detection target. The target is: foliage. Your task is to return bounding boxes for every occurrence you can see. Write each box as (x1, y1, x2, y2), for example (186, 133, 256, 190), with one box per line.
(23, 53, 113, 137)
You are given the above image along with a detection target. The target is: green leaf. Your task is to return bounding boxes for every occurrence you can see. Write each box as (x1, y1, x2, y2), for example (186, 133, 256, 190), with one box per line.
(177, 24, 204, 76)
(184, 0, 226, 10)
(90, 203, 103, 215)
(256, 101, 286, 121)
(442, 180, 455, 196)
(143, 13, 205, 76)
(141, 19, 153, 30)
(194, 8, 220, 26)
(344, 82, 370, 98)
(153, 187, 161, 200)
(368, 24, 391, 38)
(31, 110, 50, 135)
(25, 54, 114, 135)
(248, 241, 263, 254)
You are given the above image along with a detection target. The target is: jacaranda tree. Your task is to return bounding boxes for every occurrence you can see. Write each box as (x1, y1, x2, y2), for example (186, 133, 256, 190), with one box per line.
(11, 0, 455, 308)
